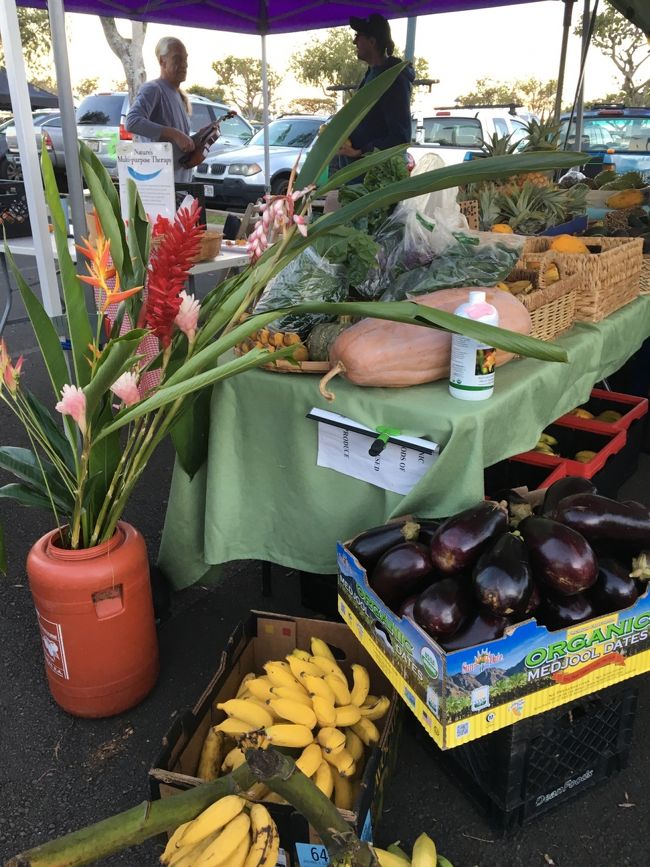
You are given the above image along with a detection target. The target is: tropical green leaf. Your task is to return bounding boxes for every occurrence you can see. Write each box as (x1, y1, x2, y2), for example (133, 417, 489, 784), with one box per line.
(23, 391, 76, 474)
(41, 146, 93, 387)
(83, 330, 148, 418)
(126, 178, 150, 305)
(0, 520, 6, 575)
(0, 482, 62, 511)
(296, 62, 406, 189)
(316, 143, 408, 197)
(170, 387, 212, 479)
(0, 447, 72, 511)
(86, 398, 121, 520)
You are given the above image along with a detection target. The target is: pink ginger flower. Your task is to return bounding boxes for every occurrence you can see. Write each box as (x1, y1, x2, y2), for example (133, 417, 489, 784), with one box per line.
(55, 384, 87, 434)
(246, 183, 315, 263)
(174, 290, 201, 343)
(110, 371, 141, 407)
(0, 339, 24, 395)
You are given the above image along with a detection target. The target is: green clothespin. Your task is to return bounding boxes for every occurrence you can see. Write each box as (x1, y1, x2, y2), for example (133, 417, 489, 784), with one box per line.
(368, 425, 401, 457)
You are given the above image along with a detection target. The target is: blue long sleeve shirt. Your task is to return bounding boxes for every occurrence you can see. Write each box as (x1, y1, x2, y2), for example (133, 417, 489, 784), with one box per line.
(349, 57, 415, 154)
(125, 79, 192, 182)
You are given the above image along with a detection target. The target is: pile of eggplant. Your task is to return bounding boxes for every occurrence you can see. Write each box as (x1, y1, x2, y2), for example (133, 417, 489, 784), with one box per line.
(347, 477, 650, 652)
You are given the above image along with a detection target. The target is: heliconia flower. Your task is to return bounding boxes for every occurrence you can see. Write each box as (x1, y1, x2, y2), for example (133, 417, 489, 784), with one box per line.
(0, 339, 24, 395)
(175, 291, 201, 344)
(110, 371, 141, 407)
(55, 384, 87, 434)
(77, 232, 143, 312)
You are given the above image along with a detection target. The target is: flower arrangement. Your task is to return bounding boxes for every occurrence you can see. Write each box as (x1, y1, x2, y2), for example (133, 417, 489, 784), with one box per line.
(0, 62, 580, 571)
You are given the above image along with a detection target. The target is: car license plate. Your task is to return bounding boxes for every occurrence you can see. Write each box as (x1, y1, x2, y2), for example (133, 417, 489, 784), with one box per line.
(87, 140, 101, 153)
(203, 184, 214, 198)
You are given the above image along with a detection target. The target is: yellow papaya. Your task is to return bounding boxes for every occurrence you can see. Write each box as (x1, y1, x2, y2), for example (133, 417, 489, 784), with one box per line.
(491, 223, 514, 233)
(606, 188, 645, 210)
(549, 234, 589, 254)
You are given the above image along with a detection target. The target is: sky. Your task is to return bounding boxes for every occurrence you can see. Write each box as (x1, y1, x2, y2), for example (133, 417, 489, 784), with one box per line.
(62, 1, 630, 113)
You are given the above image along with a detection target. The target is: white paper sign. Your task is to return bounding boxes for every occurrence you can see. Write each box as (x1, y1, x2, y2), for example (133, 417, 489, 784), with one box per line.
(308, 408, 439, 495)
(117, 141, 175, 222)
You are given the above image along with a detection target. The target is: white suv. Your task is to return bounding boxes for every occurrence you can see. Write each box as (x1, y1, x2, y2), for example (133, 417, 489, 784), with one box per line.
(193, 115, 328, 208)
(408, 105, 536, 167)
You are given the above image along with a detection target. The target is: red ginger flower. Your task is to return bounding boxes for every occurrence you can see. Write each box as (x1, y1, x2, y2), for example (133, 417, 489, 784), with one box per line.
(145, 200, 203, 348)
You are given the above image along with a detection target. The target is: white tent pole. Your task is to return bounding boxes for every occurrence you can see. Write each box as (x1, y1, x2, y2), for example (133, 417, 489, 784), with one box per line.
(260, 33, 271, 196)
(48, 0, 87, 261)
(404, 17, 417, 61)
(0, 0, 62, 317)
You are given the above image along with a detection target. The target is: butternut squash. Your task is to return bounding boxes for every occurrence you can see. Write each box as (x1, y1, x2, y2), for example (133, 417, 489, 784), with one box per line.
(319, 288, 531, 401)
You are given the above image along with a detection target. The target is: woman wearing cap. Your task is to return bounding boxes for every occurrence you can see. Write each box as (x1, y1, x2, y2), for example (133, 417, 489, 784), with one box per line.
(338, 14, 415, 164)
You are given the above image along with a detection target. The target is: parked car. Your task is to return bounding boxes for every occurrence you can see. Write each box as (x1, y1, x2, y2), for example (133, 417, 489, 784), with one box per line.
(559, 105, 650, 181)
(0, 116, 13, 179)
(408, 104, 536, 167)
(76, 92, 252, 179)
(193, 114, 328, 207)
(4, 109, 61, 180)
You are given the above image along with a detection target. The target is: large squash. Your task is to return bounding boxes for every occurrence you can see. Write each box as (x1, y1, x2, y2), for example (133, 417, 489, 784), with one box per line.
(319, 288, 531, 400)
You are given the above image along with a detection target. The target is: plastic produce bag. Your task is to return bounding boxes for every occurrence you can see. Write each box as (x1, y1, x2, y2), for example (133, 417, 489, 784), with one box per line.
(253, 247, 347, 338)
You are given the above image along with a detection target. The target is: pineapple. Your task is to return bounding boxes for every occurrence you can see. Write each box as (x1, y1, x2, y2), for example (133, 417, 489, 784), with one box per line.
(514, 115, 563, 190)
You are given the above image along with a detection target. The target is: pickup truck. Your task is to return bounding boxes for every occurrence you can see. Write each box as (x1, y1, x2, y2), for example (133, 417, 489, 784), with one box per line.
(407, 105, 535, 167)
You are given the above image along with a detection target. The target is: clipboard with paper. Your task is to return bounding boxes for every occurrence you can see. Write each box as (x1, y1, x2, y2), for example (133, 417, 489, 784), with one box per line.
(307, 408, 440, 496)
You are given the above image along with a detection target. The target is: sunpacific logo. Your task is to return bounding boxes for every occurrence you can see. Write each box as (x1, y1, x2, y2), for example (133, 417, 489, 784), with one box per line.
(127, 166, 163, 181)
(462, 647, 504, 674)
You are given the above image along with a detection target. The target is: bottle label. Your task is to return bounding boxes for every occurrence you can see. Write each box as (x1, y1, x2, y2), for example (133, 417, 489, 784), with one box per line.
(449, 335, 496, 391)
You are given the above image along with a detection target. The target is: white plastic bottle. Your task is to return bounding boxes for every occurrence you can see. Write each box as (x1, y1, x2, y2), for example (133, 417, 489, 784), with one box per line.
(449, 290, 499, 401)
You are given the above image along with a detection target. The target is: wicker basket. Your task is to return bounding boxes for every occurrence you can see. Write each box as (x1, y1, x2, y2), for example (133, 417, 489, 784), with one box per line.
(459, 199, 479, 231)
(518, 236, 643, 322)
(640, 255, 650, 295)
(506, 258, 578, 341)
(190, 230, 223, 263)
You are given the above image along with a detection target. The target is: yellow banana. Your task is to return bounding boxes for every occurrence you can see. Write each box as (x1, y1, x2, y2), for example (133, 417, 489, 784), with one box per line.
(308, 654, 347, 680)
(244, 782, 270, 801)
(372, 847, 412, 867)
(317, 726, 346, 754)
(192, 812, 251, 867)
(216, 699, 274, 730)
(291, 648, 312, 662)
(351, 717, 380, 746)
(265, 724, 314, 748)
(236, 672, 256, 698)
(264, 661, 305, 691)
(310, 636, 336, 661)
(196, 727, 226, 781)
(295, 742, 323, 778)
(411, 832, 437, 866)
(326, 674, 352, 706)
(221, 746, 246, 773)
(269, 685, 313, 707)
(313, 760, 334, 798)
(160, 821, 192, 864)
(350, 664, 370, 707)
(312, 695, 337, 728)
(168, 840, 212, 867)
(323, 747, 356, 778)
(334, 704, 362, 727)
(214, 718, 257, 736)
(268, 698, 318, 729)
(303, 674, 336, 704)
(180, 795, 246, 848)
(345, 729, 365, 763)
(246, 677, 275, 702)
(226, 840, 252, 867)
(286, 654, 324, 680)
(243, 803, 280, 867)
(333, 774, 354, 811)
(360, 695, 391, 721)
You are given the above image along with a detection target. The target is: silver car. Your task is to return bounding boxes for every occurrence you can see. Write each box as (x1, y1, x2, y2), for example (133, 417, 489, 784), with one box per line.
(4, 110, 60, 180)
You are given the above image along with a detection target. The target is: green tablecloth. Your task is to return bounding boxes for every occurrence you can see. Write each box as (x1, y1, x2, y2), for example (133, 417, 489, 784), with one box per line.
(159, 296, 650, 589)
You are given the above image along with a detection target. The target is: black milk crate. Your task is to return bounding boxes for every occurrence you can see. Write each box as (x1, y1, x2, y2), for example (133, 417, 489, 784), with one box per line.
(0, 180, 31, 238)
(441, 682, 638, 835)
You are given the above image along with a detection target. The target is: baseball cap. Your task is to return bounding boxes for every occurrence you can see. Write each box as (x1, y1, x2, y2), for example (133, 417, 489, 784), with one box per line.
(349, 13, 392, 43)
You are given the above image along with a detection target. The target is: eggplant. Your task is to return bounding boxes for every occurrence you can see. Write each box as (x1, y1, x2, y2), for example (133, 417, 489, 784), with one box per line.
(417, 519, 441, 547)
(348, 519, 421, 572)
(429, 501, 508, 575)
(589, 558, 639, 615)
(537, 592, 595, 631)
(397, 593, 419, 620)
(473, 533, 533, 615)
(439, 611, 509, 652)
(519, 516, 598, 596)
(525, 582, 542, 614)
(370, 541, 433, 611)
(413, 578, 470, 639)
(553, 493, 650, 550)
(541, 476, 597, 517)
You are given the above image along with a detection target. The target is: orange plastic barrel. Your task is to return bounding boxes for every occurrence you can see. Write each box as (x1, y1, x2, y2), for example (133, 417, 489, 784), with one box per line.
(26, 522, 159, 718)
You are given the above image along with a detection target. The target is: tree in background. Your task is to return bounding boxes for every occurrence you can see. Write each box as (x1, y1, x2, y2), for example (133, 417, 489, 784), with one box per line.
(287, 96, 337, 115)
(187, 84, 227, 103)
(99, 18, 146, 103)
(211, 56, 281, 121)
(75, 77, 99, 99)
(0, 8, 53, 85)
(456, 77, 558, 114)
(575, 1, 649, 106)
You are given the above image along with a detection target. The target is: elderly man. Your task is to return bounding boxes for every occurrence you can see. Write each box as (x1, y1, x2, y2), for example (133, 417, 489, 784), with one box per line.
(125, 37, 194, 181)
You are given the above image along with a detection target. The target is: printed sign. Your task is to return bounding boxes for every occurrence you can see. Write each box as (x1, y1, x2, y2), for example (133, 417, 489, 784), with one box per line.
(295, 843, 329, 866)
(117, 141, 175, 222)
(35, 610, 69, 679)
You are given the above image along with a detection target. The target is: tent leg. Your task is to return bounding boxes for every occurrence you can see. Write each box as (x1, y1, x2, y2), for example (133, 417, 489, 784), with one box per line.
(554, 0, 576, 123)
(261, 34, 271, 197)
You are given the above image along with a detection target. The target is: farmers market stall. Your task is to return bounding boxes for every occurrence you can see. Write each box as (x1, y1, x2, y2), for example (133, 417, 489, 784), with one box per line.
(159, 294, 650, 588)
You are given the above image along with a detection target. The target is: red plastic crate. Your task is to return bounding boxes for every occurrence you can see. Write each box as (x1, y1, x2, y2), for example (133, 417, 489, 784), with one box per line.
(484, 453, 567, 498)
(558, 388, 648, 433)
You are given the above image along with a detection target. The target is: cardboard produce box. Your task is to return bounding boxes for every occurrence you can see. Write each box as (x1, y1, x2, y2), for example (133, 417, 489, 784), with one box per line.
(149, 611, 400, 860)
(337, 541, 650, 750)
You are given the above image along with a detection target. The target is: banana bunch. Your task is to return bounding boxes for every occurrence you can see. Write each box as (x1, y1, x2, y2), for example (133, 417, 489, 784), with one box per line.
(372, 832, 453, 866)
(533, 432, 558, 456)
(235, 313, 309, 361)
(199, 636, 390, 812)
(160, 796, 279, 867)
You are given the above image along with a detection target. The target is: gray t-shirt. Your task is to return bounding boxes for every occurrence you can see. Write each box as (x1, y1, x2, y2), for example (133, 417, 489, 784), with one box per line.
(125, 78, 193, 182)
